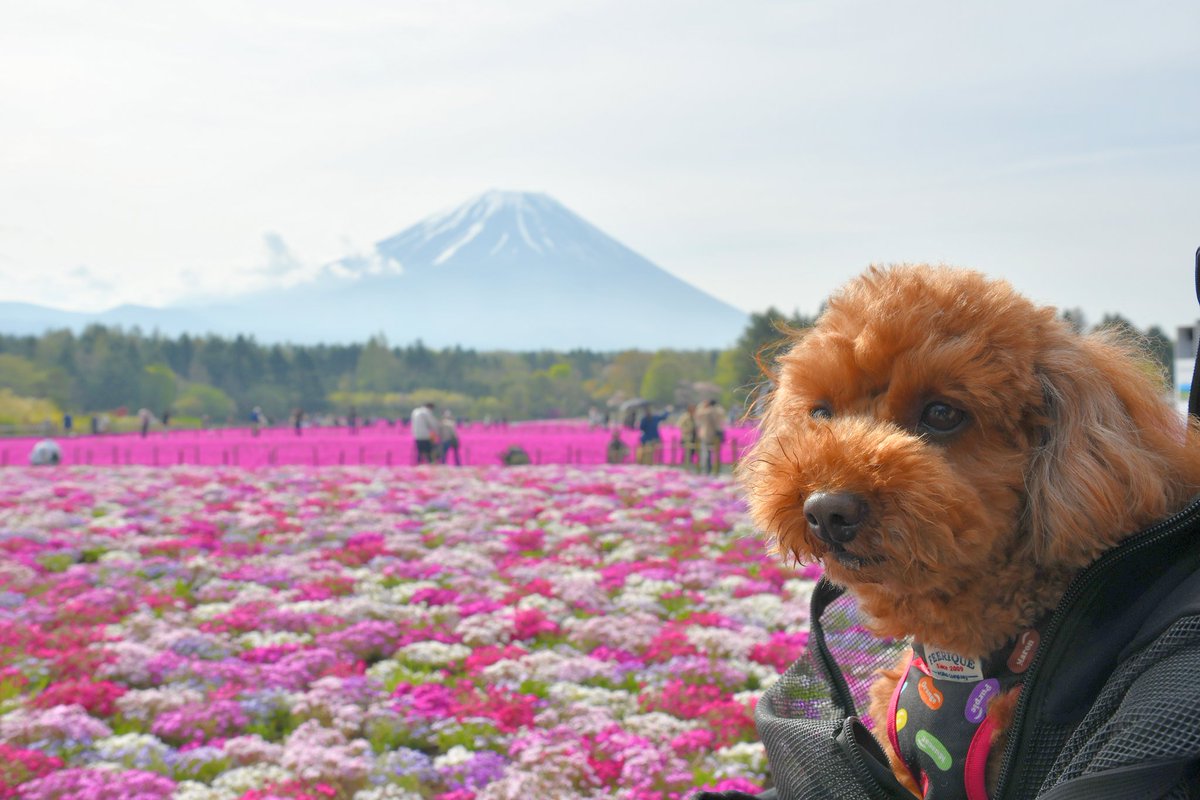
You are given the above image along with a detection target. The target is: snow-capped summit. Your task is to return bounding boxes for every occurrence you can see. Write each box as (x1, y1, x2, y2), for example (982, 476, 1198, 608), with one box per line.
(375, 190, 647, 272)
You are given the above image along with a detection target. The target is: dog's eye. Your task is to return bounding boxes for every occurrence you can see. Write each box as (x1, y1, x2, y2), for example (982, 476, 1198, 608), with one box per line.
(919, 402, 966, 434)
(810, 406, 833, 420)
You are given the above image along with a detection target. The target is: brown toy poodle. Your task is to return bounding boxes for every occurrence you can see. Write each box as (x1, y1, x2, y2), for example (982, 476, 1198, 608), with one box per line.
(739, 264, 1200, 796)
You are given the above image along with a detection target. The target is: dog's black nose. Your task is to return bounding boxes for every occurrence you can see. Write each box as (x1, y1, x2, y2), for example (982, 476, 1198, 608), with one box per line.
(804, 491, 866, 545)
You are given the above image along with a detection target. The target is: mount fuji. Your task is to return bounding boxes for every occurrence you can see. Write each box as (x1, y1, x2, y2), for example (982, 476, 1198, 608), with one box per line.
(0, 191, 749, 351)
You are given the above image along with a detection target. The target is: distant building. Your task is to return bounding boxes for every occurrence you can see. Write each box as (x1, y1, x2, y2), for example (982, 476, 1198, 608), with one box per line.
(1176, 324, 1198, 413)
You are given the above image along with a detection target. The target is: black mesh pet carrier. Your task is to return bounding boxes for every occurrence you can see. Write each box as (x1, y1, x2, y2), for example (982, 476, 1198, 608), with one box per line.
(698, 506, 1200, 800)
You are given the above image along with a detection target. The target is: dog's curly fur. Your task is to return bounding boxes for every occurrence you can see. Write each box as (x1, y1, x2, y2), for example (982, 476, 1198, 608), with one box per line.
(739, 264, 1200, 794)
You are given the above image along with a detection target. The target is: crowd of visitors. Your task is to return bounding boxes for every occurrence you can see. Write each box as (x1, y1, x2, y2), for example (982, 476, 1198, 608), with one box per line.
(26, 398, 741, 471)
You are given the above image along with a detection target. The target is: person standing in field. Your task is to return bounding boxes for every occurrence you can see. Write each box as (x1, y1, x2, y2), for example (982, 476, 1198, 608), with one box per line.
(678, 404, 699, 472)
(606, 428, 630, 463)
(637, 406, 670, 465)
(438, 410, 461, 465)
(697, 398, 726, 475)
(410, 402, 438, 464)
(138, 408, 152, 438)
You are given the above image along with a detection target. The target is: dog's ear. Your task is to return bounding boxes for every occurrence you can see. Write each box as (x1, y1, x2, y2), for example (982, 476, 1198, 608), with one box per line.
(1024, 327, 1191, 566)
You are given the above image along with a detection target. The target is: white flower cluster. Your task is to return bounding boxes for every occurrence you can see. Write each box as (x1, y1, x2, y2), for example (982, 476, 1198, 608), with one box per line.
(622, 711, 699, 742)
(455, 610, 512, 647)
(189, 600, 235, 622)
(92, 732, 172, 769)
(395, 640, 472, 667)
(385, 579, 439, 603)
(280, 719, 373, 784)
(723, 593, 786, 627)
(176, 763, 295, 799)
(560, 612, 661, 651)
(685, 625, 767, 659)
(532, 703, 620, 735)
(352, 786, 425, 800)
(223, 733, 284, 765)
(235, 630, 312, 650)
(433, 743, 475, 769)
(115, 686, 206, 722)
(514, 593, 569, 618)
(544, 683, 639, 718)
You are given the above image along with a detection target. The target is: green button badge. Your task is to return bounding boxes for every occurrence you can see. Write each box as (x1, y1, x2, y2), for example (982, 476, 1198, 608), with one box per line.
(915, 730, 953, 771)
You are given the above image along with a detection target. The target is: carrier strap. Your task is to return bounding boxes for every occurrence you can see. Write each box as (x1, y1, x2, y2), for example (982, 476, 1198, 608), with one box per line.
(1189, 246, 1200, 421)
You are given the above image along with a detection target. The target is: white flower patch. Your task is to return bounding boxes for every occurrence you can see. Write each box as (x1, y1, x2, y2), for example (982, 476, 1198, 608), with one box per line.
(210, 763, 296, 793)
(544, 682, 639, 718)
(92, 732, 173, 769)
(353, 786, 424, 800)
(194, 578, 244, 603)
(378, 598, 436, 627)
(115, 687, 206, 722)
(280, 719, 373, 783)
(686, 626, 766, 660)
(625, 574, 682, 595)
(610, 575, 682, 614)
(97, 549, 140, 563)
(560, 612, 661, 651)
(623, 711, 700, 743)
(433, 743, 474, 769)
(351, 578, 391, 603)
(478, 657, 530, 684)
(385, 580, 439, 603)
(364, 659, 402, 685)
(275, 598, 340, 617)
(514, 593, 569, 618)
(713, 575, 746, 595)
(480, 649, 601, 685)
(714, 740, 768, 772)
(330, 596, 418, 624)
(222, 734, 284, 765)
(426, 547, 497, 577)
(455, 611, 512, 647)
(190, 601, 235, 622)
(395, 640, 472, 667)
(783, 578, 817, 607)
(235, 630, 312, 650)
(96, 641, 163, 685)
(226, 583, 282, 605)
(173, 783, 229, 800)
(532, 703, 620, 735)
(740, 660, 783, 691)
(724, 593, 785, 627)
(601, 540, 645, 565)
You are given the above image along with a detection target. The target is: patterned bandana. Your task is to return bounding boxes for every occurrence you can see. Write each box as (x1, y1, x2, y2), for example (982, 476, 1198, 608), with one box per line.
(886, 627, 1042, 800)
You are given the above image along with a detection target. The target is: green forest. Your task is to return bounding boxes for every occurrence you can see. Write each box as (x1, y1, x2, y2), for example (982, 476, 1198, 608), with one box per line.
(0, 308, 1173, 431)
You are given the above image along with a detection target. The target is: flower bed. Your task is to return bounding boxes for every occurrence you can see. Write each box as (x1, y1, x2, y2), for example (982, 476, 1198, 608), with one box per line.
(0, 465, 818, 799)
(0, 421, 759, 470)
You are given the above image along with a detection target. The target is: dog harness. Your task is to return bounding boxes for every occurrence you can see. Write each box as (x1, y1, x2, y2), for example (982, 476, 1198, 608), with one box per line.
(886, 628, 1042, 800)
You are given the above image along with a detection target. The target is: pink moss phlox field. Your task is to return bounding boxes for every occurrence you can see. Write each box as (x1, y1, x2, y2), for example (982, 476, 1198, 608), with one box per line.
(0, 464, 820, 799)
(0, 420, 759, 469)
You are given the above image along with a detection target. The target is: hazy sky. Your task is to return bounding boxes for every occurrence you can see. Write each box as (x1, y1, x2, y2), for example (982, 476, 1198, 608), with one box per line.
(3, 0, 1199, 331)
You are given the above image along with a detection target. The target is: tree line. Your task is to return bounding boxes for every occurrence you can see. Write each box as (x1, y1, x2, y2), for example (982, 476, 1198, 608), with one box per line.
(0, 307, 1174, 429)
